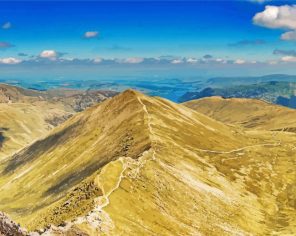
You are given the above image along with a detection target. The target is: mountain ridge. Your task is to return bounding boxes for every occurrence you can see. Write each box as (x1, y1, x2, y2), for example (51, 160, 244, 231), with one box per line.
(183, 96, 296, 131)
(0, 90, 295, 235)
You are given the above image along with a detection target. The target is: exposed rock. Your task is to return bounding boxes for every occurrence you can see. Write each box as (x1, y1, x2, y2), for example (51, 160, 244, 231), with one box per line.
(0, 211, 27, 236)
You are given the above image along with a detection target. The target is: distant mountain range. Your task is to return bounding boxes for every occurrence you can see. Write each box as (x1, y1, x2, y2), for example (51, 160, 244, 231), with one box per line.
(207, 74, 296, 87)
(1, 74, 296, 105)
(180, 81, 296, 109)
(0, 78, 203, 102)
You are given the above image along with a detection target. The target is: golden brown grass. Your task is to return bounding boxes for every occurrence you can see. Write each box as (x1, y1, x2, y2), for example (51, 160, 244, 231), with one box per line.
(183, 96, 296, 131)
(0, 91, 295, 235)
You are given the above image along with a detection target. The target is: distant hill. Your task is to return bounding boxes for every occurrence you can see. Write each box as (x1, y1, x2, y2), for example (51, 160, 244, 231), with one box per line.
(207, 74, 296, 87)
(0, 84, 117, 160)
(183, 96, 296, 131)
(0, 83, 118, 112)
(276, 95, 296, 109)
(179, 81, 296, 109)
(0, 78, 203, 103)
(0, 90, 295, 235)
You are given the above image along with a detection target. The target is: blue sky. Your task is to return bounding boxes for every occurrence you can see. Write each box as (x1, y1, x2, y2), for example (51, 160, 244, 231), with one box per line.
(0, 0, 296, 80)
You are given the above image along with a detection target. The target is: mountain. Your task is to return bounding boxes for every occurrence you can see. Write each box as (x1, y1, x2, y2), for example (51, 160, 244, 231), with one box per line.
(0, 84, 117, 160)
(0, 103, 71, 160)
(0, 90, 295, 235)
(179, 81, 296, 109)
(183, 96, 296, 131)
(0, 78, 203, 103)
(207, 74, 296, 87)
(0, 83, 118, 112)
(276, 95, 296, 109)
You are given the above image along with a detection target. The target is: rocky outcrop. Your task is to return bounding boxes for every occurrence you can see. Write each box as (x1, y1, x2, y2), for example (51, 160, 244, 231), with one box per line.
(0, 212, 27, 236)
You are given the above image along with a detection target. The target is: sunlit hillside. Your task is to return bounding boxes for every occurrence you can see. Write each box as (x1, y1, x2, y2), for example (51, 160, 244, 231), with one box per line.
(0, 90, 295, 235)
(184, 96, 296, 131)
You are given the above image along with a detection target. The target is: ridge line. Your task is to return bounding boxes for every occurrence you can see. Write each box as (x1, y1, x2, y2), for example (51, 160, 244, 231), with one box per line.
(137, 96, 156, 161)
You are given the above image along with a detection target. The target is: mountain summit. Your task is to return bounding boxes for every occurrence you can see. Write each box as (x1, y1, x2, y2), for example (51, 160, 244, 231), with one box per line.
(0, 90, 295, 235)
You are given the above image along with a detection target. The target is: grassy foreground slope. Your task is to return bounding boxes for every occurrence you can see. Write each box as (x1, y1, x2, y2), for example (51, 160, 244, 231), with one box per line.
(0, 90, 295, 235)
(184, 96, 296, 131)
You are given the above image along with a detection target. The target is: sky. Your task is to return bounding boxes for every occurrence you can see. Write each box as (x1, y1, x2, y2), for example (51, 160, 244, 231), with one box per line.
(0, 0, 296, 80)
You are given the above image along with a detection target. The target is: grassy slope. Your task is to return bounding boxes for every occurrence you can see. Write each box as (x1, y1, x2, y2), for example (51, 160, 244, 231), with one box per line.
(183, 96, 296, 131)
(0, 102, 71, 160)
(0, 91, 295, 235)
(91, 94, 296, 235)
(0, 83, 116, 160)
(0, 90, 151, 229)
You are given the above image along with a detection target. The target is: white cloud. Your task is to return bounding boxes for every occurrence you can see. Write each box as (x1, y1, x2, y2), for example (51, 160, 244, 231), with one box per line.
(40, 50, 57, 59)
(2, 22, 12, 29)
(215, 58, 224, 63)
(171, 59, 183, 64)
(84, 31, 99, 39)
(253, 5, 296, 40)
(93, 58, 103, 63)
(250, 0, 271, 4)
(123, 57, 144, 64)
(3, 55, 270, 66)
(281, 56, 296, 62)
(234, 59, 246, 65)
(281, 30, 296, 41)
(0, 57, 21, 64)
(268, 60, 278, 65)
(187, 58, 198, 63)
(253, 5, 296, 30)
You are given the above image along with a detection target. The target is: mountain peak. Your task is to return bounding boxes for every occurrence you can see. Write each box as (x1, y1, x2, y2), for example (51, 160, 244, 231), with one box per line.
(116, 88, 146, 101)
(1, 91, 295, 235)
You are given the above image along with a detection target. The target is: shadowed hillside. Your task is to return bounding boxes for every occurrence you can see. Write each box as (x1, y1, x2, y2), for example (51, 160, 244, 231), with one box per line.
(0, 90, 295, 235)
(0, 84, 117, 160)
(0, 103, 72, 161)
